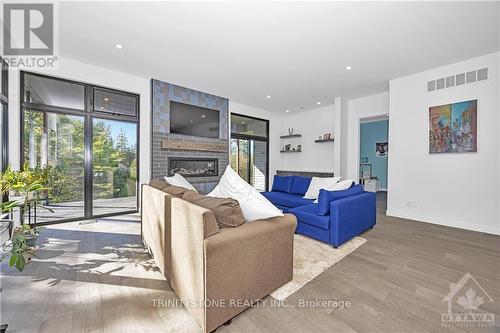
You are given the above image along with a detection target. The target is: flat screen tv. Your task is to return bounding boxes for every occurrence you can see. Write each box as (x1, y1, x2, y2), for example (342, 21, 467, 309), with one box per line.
(170, 101, 219, 138)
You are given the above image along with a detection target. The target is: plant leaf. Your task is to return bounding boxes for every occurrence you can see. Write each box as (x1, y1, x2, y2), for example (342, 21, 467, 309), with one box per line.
(9, 253, 18, 267)
(15, 253, 26, 271)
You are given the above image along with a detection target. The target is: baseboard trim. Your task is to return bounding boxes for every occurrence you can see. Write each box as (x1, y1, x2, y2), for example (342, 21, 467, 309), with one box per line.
(385, 210, 500, 236)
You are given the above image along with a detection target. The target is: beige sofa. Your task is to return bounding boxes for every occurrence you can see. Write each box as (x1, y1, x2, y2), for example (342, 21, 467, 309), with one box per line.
(141, 184, 297, 333)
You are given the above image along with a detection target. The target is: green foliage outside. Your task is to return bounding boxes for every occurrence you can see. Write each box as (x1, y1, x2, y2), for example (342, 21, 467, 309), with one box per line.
(23, 110, 137, 204)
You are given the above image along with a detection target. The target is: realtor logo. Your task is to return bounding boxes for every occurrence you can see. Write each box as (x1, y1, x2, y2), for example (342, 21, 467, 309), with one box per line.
(3, 3, 53, 55)
(442, 272, 495, 328)
(1, 2, 58, 69)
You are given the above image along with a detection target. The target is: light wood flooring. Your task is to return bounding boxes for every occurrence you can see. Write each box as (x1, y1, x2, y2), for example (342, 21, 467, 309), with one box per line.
(1, 193, 499, 332)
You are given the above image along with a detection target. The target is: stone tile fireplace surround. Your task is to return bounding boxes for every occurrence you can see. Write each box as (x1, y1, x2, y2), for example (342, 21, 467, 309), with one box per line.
(151, 79, 229, 193)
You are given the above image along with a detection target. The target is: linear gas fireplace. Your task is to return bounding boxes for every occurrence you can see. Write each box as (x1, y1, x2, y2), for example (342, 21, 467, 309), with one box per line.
(168, 158, 218, 177)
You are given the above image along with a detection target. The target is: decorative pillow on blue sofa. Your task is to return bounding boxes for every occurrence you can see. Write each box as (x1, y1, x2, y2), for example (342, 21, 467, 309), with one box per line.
(317, 184, 364, 215)
(272, 175, 293, 193)
(290, 176, 312, 195)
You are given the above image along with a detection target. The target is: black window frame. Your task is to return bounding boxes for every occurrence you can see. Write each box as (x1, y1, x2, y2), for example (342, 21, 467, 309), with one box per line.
(1, 58, 8, 206)
(20, 71, 140, 225)
(230, 113, 270, 191)
(1, 58, 8, 173)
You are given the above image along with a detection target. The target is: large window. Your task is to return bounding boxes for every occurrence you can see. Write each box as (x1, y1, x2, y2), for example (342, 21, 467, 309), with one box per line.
(21, 72, 139, 224)
(230, 114, 269, 191)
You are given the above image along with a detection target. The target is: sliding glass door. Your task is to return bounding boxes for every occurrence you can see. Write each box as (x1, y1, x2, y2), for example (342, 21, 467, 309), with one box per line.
(23, 111, 85, 223)
(92, 118, 137, 216)
(21, 72, 139, 224)
(230, 114, 269, 191)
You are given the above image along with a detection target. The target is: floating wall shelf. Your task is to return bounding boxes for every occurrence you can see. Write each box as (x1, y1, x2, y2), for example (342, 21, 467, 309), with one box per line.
(280, 134, 302, 139)
(314, 138, 335, 143)
(280, 150, 302, 153)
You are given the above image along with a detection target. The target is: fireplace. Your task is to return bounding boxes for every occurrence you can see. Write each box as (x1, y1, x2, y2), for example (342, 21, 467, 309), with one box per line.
(168, 158, 218, 177)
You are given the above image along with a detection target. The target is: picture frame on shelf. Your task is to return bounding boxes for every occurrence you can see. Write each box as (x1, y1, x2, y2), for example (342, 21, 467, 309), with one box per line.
(297, 144, 302, 151)
(284, 144, 291, 151)
(323, 133, 331, 140)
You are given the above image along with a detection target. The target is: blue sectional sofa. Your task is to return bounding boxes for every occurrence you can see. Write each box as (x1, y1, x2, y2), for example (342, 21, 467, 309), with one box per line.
(261, 175, 376, 247)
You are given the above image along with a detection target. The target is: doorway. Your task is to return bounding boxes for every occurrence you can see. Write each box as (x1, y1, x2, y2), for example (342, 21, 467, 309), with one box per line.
(359, 116, 389, 196)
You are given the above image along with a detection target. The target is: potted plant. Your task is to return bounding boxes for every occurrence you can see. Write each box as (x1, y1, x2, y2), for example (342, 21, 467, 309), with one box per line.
(0, 164, 51, 271)
(0, 224, 42, 271)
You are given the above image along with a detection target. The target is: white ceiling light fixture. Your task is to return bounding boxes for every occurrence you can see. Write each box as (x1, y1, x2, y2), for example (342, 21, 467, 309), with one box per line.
(285, 109, 290, 113)
(115, 43, 124, 49)
(316, 101, 321, 105)
(104, 97, 109, 101)
(266, 95, 271, 99)
(345, 66, 352, 71)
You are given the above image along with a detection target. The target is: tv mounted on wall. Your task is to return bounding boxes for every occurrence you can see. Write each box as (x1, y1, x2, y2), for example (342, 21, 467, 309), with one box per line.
(170, 101, 219, 138)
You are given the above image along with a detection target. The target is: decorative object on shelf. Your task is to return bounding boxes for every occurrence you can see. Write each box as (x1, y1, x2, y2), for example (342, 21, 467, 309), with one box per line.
(376, 142, 388, 157)
(429, 99, 477, 154)
(360, 156, 369, 164)
(284, 144, 291, 151)
(318, 136, 322, 140)
(288, 128, 294, 135)
(323, 133, 331, 140)
(297, 144, 302, 151)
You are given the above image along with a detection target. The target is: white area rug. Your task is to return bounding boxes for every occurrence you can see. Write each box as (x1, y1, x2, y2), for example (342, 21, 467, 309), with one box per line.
(271, 235, 367, 300)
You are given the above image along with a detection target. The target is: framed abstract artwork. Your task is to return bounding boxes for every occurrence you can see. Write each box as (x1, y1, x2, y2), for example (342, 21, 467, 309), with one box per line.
(429, 99, 477, 154)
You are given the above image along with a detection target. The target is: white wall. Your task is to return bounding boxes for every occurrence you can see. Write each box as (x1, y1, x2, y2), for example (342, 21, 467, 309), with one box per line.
(345, 92, 389, 182)
(8, 57, 151, 187)
(387, 52, 500, 235)
(228, 101, 282, 188)
(340, 98, 349, 178)
(280, 104, 335, 173)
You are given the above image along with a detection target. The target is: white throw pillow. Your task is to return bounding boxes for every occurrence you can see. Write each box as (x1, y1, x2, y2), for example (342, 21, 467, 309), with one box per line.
(329, 179, 356, 191)
(313, 179, 356, 203)
(303, 176, 341, 199)
(208, 166, 283, 221)
(164, 173, 197, 192)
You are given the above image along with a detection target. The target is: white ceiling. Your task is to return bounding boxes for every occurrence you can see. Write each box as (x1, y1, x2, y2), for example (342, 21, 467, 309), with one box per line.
(59, 1, 500, 113)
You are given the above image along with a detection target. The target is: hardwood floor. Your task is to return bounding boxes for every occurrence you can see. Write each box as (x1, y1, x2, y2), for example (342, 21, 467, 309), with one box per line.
(1, 194, 499, 332)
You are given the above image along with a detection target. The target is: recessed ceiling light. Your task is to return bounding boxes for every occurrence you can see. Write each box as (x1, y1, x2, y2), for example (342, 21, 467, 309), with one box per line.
(104, 97, 109, 101)
(202, 114, 206, 118)
(316, 101, 321, 105)
(285, 110, 290, 113)
(115, 44, 124, 49)
(99, 106, 104, 110)
(345, 66, 352, 71)
(242, 121, 246, 124)
(266, 95, 271, 99)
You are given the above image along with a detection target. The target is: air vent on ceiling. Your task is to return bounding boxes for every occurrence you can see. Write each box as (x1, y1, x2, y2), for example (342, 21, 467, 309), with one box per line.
(427, 67, 488, 92)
